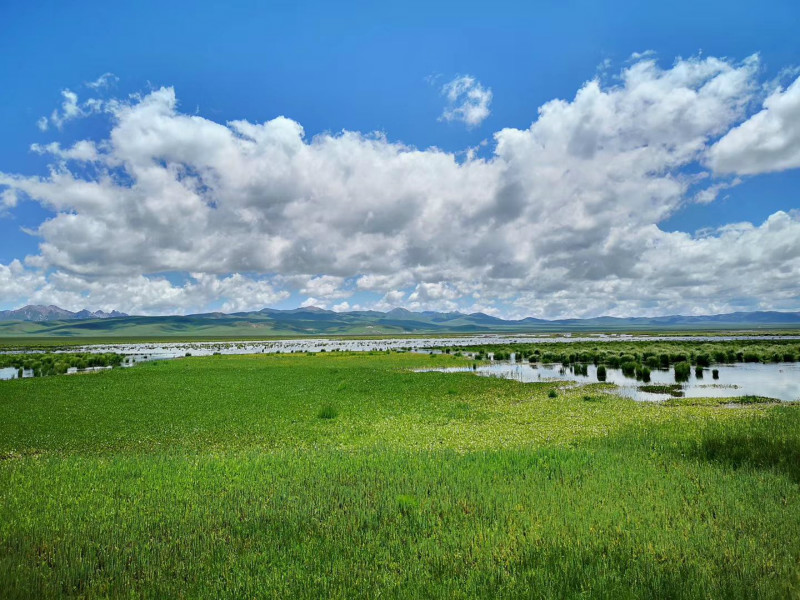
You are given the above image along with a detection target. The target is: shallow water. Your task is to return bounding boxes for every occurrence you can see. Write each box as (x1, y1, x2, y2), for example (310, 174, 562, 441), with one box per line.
(3, 333, 799, 363)
(0, 367, 17, 381)
(417, 360, 800, 403)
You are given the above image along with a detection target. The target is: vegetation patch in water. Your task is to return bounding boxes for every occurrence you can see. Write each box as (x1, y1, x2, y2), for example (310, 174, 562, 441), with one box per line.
(663, 395, 777, 407)
(674, 361, 691, 382)
(443, 339, 800, 369)
(0, 352, 123, 378)
(639, 384, 685, 396)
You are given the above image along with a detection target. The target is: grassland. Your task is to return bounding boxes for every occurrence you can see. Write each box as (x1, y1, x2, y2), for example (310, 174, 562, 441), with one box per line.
(1, 352, 799, 598)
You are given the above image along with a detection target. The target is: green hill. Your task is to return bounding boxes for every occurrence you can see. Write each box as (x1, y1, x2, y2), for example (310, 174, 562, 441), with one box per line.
(1, 306, 799, 340)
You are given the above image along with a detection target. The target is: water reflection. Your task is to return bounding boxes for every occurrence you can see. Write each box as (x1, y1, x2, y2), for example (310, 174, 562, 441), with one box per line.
(417, 361, 800, 403)
(0, 367, 17, 381)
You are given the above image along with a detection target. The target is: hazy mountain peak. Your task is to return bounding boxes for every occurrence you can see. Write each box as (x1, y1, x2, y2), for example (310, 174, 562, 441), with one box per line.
(293, 306, 332, 314)
(0, 305, 128, 322)
(1, 305, 799, 333)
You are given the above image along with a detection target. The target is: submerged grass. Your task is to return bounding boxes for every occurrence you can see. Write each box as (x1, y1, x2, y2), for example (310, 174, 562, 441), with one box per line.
(664, 395, 777, 407)
(640, 383, 685, 396)
(0, 352, 798, 598)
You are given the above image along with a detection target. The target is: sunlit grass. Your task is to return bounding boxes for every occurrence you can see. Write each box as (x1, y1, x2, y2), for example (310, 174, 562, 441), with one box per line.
(0, 351, 798, 598)
(317, 402, 339, 419)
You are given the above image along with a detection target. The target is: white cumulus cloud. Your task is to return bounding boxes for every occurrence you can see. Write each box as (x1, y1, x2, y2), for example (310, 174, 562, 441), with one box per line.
(36, 85, 110, 131)
(709, 75, 800, 175)
(440, 75, 492, 127)
(86, 72, 119, 90)
(1, 55, 799, 317)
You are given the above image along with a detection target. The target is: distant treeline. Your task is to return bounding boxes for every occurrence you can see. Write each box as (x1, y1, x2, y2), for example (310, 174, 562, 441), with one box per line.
(0, 352, 123, 378)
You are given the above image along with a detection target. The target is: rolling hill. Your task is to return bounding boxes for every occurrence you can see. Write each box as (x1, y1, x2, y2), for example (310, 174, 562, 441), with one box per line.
(0, 305, 799, 338)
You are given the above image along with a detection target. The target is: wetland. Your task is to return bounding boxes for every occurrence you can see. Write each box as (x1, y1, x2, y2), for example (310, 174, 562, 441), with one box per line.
(1, 337, 799, 598)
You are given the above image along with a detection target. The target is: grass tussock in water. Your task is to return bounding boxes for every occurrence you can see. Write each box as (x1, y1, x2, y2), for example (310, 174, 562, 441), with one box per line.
(0, 351, 798, 598)
(674, 361, 692, 382)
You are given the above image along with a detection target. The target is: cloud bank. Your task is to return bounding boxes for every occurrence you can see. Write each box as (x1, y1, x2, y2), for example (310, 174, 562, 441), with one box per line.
(1, 55, 799, 317)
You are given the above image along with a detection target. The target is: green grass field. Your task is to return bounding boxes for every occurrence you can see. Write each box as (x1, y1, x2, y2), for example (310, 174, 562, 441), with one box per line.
(1, 352, 798, 598)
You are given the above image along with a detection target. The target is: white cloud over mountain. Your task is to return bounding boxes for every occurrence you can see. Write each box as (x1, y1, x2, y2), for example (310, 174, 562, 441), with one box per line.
(1, 55, 799, 317)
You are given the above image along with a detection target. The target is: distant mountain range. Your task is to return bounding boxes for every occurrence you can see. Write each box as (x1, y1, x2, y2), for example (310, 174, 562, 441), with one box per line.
(0, 305, 128, 322)
(0, 304, 799, 338)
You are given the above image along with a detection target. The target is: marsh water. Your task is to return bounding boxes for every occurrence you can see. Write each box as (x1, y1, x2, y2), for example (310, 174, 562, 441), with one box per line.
(2, 334, 799, 399)
(418, 359, 800, 402)
(3, 333, 800, 363)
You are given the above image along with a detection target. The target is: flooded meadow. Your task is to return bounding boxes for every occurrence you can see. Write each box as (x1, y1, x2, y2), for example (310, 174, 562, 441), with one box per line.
(418, 358, 800, 403)
(2, 334, 799, 402)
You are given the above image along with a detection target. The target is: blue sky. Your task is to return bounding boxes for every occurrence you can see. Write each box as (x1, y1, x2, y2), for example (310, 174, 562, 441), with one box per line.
(1, 0, 799, 317)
